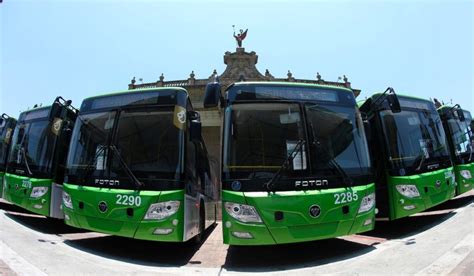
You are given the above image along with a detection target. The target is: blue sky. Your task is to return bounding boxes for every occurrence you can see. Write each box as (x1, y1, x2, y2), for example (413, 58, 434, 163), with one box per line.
(1, 0, 473, 116)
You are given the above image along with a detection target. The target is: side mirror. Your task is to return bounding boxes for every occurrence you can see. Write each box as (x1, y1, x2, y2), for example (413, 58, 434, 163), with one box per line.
(48, 102, 63, 121)
(457, 109, 465, 122)
(203, 82, 221, 108)
(387, 93, 401, 113)
(188, 111, 202, 142)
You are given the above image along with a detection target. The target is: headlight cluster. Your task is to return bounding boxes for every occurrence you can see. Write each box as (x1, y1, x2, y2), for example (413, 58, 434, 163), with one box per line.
(460, 170, 472, 179)
(358, 192, 375, 213)
(30, 187, 48, 199)
(144, 201, 180, 220)
(396, 185, 420, 198)
(62, 191, 73, 209)
(224, 202, 262, 223)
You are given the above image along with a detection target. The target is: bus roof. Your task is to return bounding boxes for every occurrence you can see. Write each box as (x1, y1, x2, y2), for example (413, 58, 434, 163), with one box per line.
(366, 92, 431, 103)
(19, 105, 51, 116)
(359, 92, 436, 113)
(83, 87, 188, 102)
(229, 81, 355, 94)
(437, 105, 470, 113)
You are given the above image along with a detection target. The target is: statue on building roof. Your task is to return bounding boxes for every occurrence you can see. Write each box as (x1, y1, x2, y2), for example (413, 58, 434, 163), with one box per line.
(131, 76, 136, 85)
(265, 69, 274, 80)
(233, 26, 248, 48)
(316, 72, 322, 81)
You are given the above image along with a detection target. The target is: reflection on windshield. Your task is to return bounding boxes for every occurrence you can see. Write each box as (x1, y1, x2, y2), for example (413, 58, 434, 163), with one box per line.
(381, 109, 449, 171)
(447, 117, 472, 158)
(66, 109, 181, 187)
(224, 102, 371, 179)
(66, 111, 115, 175)
(0, 125, 12, 169)
(305, 104, 371, 176)
(7, 120, 57, 175)
(224, 103, 306, 177)
(110, 110, 180, 178)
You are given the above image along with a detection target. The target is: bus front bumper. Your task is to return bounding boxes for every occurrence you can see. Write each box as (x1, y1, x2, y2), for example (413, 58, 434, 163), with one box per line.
(62, 185, 185, 242)
(3, 173, 53, 217)
(222, 184, 376, 246)
(64, 210, 185, 242)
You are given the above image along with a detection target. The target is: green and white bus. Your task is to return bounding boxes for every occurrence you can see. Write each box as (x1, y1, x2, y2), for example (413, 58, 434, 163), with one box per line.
(360, 90, 456, 220)
(437, 106, 473, 195)
(62, 87, 218, 242)
(1, 114, 17, 198)
(204, 81, 376, 245)
(3, 98, 77, 218)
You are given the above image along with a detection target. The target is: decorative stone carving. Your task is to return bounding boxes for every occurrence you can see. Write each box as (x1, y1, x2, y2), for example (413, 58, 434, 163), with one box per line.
(220, 48, 265, 83)
(316, 72, 322, 82)
(265, 69, 274, 80)
(188, 71, 196, 85)
(287, 70, 295, 82)
(156, 73, 165, 87)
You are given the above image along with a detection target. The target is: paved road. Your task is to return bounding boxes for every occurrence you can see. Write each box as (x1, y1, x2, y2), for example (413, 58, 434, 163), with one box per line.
(0, 192, 473, 275)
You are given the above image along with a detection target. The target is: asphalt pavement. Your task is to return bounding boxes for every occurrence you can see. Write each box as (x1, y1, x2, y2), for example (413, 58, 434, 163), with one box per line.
(0, 191, 473, 275)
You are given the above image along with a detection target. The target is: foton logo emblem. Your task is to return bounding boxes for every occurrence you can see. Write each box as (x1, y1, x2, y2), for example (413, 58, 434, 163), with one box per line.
(95, 179, 120, 186)
(295, 180, 329, 188)
(98, 201, 108, 213)
(309, 205, 321, 218)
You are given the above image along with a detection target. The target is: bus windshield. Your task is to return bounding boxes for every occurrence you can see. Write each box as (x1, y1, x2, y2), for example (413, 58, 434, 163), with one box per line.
(380, 109, 450, 174)
(447, 115, 472, 161)
(7, 120, 57, 177)
(0, 122, 13, 170)
(224, 103, 306, 177)
(66, 108, 183, 189)
(305, 103, 371, 177)
(223, 102, 371, 189)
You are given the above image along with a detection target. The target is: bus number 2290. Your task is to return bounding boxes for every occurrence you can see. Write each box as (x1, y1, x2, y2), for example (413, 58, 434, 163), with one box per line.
(116, 195, 141, 207)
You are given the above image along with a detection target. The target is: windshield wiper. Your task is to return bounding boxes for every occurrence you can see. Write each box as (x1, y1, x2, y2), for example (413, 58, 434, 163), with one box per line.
(263, 139, 305, 192)
(414, 151, 427, 171)
(76, 145, 108, 183)
(20, 147, 33, 176)
(308, 121, 353, 187)
(109, 145, 144, 189)
(16, 128, 33, 176)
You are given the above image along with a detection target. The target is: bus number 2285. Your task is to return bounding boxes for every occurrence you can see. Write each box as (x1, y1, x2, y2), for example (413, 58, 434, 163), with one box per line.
(334, 191, 358, 205)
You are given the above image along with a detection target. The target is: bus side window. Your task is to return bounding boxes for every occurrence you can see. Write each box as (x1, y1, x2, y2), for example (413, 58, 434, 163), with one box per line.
(186, 130, 198, 196)
(198, 142, 211, 196)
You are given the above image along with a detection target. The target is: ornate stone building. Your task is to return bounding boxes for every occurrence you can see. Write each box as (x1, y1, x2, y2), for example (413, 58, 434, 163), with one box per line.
(127, 46, 360, 162)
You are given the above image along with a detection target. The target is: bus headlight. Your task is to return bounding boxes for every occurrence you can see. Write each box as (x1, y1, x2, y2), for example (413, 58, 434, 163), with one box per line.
(224, 202, 262, 223)
(396, 185, 420, 198)
(144, 201, 180, 220)
(30, 187, 48, 198)
(62, 191, 73, 209)
(460, 170, 472, 179)
(358, 192, 375, 214)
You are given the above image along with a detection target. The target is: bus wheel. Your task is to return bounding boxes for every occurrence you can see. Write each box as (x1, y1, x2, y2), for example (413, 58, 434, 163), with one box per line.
(194, 201, 205, 244)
